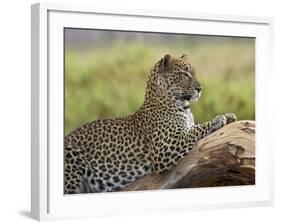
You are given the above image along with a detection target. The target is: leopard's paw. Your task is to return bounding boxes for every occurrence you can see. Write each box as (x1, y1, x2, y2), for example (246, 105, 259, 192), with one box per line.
(212, 115, 227, 130)
(225, 113, 237, 124)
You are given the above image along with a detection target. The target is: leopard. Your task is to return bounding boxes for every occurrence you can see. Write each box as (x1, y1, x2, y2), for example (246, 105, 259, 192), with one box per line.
(64, 54, 237, 194)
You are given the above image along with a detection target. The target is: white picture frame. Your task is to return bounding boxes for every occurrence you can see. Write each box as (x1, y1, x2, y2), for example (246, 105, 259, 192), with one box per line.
(31, 2, 274, 221)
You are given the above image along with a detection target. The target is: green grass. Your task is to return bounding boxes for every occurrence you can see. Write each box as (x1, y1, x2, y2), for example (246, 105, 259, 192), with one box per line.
(65, 40, 255, 134)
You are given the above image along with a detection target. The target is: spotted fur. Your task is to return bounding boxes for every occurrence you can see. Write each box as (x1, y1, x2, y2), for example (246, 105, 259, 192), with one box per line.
(64, 54, 237, 194)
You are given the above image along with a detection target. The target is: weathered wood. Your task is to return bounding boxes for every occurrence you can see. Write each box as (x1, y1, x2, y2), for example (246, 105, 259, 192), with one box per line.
(122, 120, 255, 191)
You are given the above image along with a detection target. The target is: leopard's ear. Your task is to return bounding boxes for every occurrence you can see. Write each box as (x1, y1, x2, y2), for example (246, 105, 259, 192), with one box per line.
(181, 54, 188, 60)
(160, 54, 172, 72)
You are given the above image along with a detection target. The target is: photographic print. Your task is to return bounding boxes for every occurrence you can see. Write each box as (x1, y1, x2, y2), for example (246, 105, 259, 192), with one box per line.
(64, 29, 255, 194)
(31, 4, 274, 219)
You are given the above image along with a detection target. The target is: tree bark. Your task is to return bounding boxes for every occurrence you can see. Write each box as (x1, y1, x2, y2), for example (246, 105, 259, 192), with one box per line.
(122, 120, 255, 191)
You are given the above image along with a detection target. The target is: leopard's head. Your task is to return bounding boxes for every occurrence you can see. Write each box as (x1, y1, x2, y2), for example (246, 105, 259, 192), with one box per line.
(152, 54, 202, 103)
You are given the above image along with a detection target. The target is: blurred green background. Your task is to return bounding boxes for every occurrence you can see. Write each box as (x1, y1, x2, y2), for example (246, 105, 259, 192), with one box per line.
(64, 29, 255, 135)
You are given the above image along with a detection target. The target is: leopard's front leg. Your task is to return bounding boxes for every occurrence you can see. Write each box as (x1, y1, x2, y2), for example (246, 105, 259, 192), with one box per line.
(151, 113, 237, 174)
(193, 112, 237, 140)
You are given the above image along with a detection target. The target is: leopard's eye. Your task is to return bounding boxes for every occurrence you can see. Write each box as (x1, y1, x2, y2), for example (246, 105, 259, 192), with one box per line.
(180, 72, 192, 79)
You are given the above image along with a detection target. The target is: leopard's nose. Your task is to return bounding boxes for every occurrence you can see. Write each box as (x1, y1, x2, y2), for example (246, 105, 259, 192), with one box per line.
(196, 87, 202, 93)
